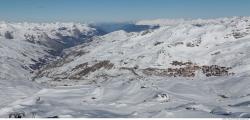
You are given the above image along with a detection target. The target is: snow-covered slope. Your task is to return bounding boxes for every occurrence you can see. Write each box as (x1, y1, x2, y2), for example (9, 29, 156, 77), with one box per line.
(0, 22, 97, 108)
(1, 17, 250, 118)
(36, 17, 250, 86)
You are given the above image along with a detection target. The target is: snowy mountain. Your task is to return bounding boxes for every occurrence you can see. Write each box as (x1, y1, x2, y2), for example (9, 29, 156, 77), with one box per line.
(1, 17, 250, 118)
(0, 22, 97, 109)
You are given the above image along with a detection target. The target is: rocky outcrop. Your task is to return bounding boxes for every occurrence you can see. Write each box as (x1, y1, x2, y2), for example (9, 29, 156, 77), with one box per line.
(4, 31, 14, 39)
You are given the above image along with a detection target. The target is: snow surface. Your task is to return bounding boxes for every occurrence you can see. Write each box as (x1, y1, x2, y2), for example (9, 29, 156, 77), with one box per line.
(0, 22, 96, 109)
(1, 17, 250, 118)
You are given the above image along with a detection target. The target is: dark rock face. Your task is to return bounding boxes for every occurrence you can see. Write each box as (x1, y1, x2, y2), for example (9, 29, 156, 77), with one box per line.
(29, 58, 48, 70)
(154, 41, 164, 46)
(142, 61, 234, 77)
(232, 32, 248, 39)
(186, 39, 201, 47)
(4, 31, 14, 39)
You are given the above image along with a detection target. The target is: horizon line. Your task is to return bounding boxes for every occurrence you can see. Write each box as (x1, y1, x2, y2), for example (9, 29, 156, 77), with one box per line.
(0, 16, 249, 24)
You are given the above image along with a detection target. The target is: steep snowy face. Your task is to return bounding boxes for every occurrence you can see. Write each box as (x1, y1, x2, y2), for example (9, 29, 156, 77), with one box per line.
(0, 22, 97, 107)
(35, 17, 250, 86)
(0, 22, 97, 80)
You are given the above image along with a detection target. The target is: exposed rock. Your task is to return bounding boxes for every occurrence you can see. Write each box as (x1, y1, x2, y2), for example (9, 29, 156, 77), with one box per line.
(211, 51, 221, 55)
(232, 32, 248, 39)
(192, 24, 204, 27)
(155, 93, 170, 102)
(4, 31, 14, 39)
(24, 34, 36, 43)
(186, 42, 195, 47)
(218, 95, 229, 99)
(173, 42, 184, 46)
(154, 41, 164, 46)
(72, 62, 89, 71)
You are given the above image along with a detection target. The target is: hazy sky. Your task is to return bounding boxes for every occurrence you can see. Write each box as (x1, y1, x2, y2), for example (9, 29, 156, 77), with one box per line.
(0, 0, 250, 22)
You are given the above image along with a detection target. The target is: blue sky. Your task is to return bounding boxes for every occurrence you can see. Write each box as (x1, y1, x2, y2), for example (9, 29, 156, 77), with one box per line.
(0, 0, 250, 22)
